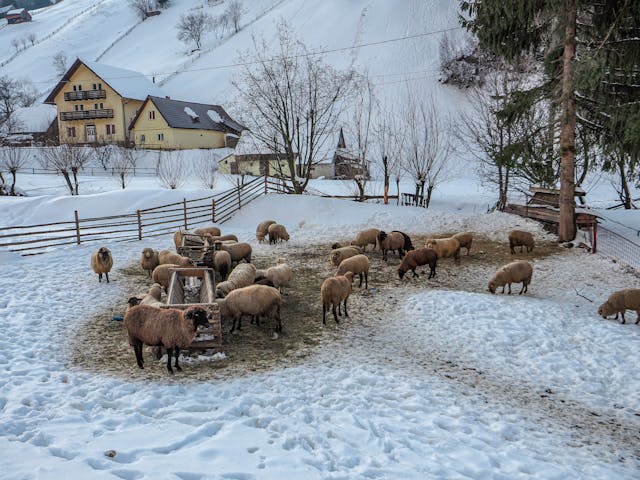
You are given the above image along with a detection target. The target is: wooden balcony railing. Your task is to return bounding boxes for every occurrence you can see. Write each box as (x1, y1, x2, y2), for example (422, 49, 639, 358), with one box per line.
(63, 90, 106, 101)
(59, 109, 114, 121)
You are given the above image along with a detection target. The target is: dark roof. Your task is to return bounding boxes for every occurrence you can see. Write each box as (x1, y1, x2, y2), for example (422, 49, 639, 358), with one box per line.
(131, 96, 244, 134)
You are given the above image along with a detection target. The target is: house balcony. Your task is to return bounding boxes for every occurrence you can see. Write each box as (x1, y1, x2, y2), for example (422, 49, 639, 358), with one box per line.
(63, 90, 107, 101)
(59, 109, 114, 121)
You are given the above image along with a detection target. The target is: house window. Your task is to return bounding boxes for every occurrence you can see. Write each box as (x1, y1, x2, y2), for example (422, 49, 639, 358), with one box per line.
(92, 83, 97, 90)
(67, 127, 76, 137)
(149, 111, 155, 120)
(72, 85, 77, 92)
(94, 103, 104, 109)
(78, 85, 82, 91)
(106, 124, 116, 135)
(140, 134, 145, 143)
(158, 133, 164, 141)
(98, 83, 102, 90)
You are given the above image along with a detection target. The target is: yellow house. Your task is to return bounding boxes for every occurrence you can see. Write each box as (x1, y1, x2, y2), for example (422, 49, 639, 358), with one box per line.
(129, 96, 244, 150)
(44, 58, 166, 145)
(221, 131, 295, 177)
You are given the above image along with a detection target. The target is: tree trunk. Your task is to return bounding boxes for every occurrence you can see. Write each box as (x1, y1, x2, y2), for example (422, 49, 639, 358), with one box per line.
(425, 185, 434, 208)
(558, 0, 577, 242)
(396, 177, 400, 205)
(383, 156, 389, 205)
(121, 173, 126, 189)
(10, 170, 17, 196)
(619, 158, 632, 209)
(72, 167, 79, 195)
(61, 171, 74, 195)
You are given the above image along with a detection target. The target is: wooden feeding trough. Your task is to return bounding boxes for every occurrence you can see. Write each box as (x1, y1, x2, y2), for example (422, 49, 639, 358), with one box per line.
(177, 232, 214, 264)
(163, 267, 222, 353)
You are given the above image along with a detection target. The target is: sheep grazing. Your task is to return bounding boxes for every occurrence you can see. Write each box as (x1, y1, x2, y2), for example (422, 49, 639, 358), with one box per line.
(265, 258, 293, 294)
(398, 248, 437, 280)
(376, 231, 406, 261)
(256, 220, 277, 243)
(193, 226, 221, 237)
(336, 254, 370, 289)
(268, 223, 290, 244)
(213, 250, 232, 281)
(216, 262, 257, 298)
(158, 250, 195, 267)
(391, 230, 414, 252)
(488, 260, 533, 294)
(91, 246, 113, 283)
(140, 248, 160, 277)
(216, 285, 282, 334)
(425, 237, 461, 264)
(218, 241, 252, 264)
(152, 264, 179, 291)
(350, 228, 380, 251)
(124, 305, 210, 374)
(597, 289, 640, 324)
(321, 271, 354, 325)
(508, 229, 535, 254)
(452, 232, 473, 256)
(329, 246, 362, 267)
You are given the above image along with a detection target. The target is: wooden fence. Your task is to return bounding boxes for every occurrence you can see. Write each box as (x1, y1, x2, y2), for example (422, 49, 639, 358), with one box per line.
(0, 175, 267, 255)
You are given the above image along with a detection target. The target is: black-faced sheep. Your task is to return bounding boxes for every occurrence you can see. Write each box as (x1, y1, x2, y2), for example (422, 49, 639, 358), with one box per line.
(321, 271, 354, 324)
(140, 248, 160, 277)
(218, 241, 252, 264)
(508, 230, 535, 254)
(350, 228, 380, 251)
(216, 263, 257, 298)
(597, 289, 640, 324)
(398, 248, 437, 279)
(265, 259, 293, 294)
(256, 220, 277, 243)
(268, 223, 290, 244)
(453, 232, 473, 256)
(91, 246, 113, 283)
(488, 260, 533, 294)
(391, 230, 414, 252)
(376, 231, 405, 261)
(158, 250, 195, 267)
(329, 246, 363, 267)
(425, 237, 461, 264)
(124, 305, 210, 374)
(336, 254, 369, 289)
(216, 285, 282, 334)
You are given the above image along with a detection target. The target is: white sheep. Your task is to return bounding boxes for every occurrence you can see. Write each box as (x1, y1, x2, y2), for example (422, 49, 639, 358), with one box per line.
(336, 254, 370, 289)
(218, 241, 252, 264)
(216, 263, 257, 298)
(598, 289, 640, 324)
(265, 259, 293, 294)
(216, 284, 282, 334)
(508, 230, 535, 254)
(256, 220, 276, 243)
(350, 228, 380, 251)
(158, 250, 194, 267)
(321, 271, 354, 324)
(329, 246, 362, 267)
(124, 305, 210, 374)
(91, 246, 113, 283)
(452, 232, 473, 256)
(488, 260, 533, 294)
(425, 237, 461, 264)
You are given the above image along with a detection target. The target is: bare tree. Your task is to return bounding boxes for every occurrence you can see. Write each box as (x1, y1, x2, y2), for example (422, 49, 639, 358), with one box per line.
(39, 143, 91, 195)
(91, 143, 116, 171)
(402, 95, 452, 208)
(157, 150, 187, 189)
(52, 52, 68, 77)
(224, 0, 243, 33)
(233, 25, 355, 194)
(193, 150, 219, 189)
(128, 0, 154, 21)
(176, 11, 212, 51)
(347, 76, 375, 201)
(0, 145, 27, 195)
(0, 76, 38, 130)
(112, 146, 139, 189)
(373, 102, 403, 205)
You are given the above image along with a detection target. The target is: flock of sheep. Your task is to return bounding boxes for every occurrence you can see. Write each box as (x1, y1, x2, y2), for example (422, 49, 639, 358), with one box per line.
(87, 220, 640, 375)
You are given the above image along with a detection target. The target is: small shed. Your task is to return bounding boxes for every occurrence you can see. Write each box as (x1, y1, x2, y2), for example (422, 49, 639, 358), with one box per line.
(0, 5, 15, 19)
(5, 8, 31, 24)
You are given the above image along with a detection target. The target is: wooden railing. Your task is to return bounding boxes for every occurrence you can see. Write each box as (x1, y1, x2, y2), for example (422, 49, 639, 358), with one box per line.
(0, 175, 268, 255)
(64, 90, 106, 101)
(60, 108, 114, 121)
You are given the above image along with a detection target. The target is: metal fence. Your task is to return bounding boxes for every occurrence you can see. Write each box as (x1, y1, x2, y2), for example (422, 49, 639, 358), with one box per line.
(596, 226, 640, 271)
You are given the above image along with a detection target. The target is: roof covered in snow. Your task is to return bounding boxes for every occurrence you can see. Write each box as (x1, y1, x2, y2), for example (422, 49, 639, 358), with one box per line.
(132, 96, 244, 134)
(8, 104, 57, 133)
(44, 58, 166, 103)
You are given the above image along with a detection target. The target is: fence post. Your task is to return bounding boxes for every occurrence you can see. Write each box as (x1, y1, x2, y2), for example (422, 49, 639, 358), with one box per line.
(183, 198, 188, 230)
(212, 198, 216, 223)
(137, 209, 142, 240)
(237, 179, 242, 210)
(74, 210, 81, 245)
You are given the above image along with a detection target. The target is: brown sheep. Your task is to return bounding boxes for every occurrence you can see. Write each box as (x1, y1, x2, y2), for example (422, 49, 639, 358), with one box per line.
(350, 228, 380, 251)
(209, 234, 239, 243)
(488, 260, 533, 294)
(256, 220, 277, 243)
(398, 248, 437, 279)
(140, 248, 160, 277)
(91, 246, 113, 283)
(213, 250, 232, 281)
(453, 232, 473, 256)
(377, 231, 405, 261)
(218, 241, 252, 264)
(597, 289, 640, 324)
(268, 223, 290, 244)
(392, 230, 414, 252)
(158, 250, 194, 267)
(152, 264, 179, 291)
(124, 305, 210, 374)
(193, 226, 221, 237)
(336, 254, 370, 289)
(508, 230, 535, 254)
(425, 237, 461, 264)
(329, 246, 362, 267)
(321, 271, 354, 324)
(216, 285, 282, 334)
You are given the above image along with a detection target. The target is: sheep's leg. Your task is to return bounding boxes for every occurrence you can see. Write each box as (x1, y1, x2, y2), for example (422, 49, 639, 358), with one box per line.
(332, 304, 339, 324)
(275, 305, 282, 333)
(398, 248, 405, 259)
(635, 311, 640, 324)
(365, 272, 368, 289)
(519, 282, 526, 294)
(343, 298, 348, 317)
(166, 348, 174, 374)
(322, 304, 327, 325)
(358, 273, 363, 288)
(133, 341, 144, 369)
(507, 283, 512, 294)
(411, 269, 419, 278)
(174, 348, 182, 372)
(98, 273, 102, 283)
(105, 272, 110, 283)
(620, 311, 626, 324)
(501, 285, 505, 294)
(337, 303, 342, 316)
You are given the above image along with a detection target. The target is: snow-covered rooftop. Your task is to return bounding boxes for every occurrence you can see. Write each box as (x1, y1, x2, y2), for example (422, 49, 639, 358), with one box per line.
(81, 59, 166, 101)
(9, 104, 57, 133)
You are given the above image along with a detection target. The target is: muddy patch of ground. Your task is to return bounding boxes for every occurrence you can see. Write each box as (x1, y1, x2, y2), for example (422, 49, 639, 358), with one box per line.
(70, 235, 562, 380)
